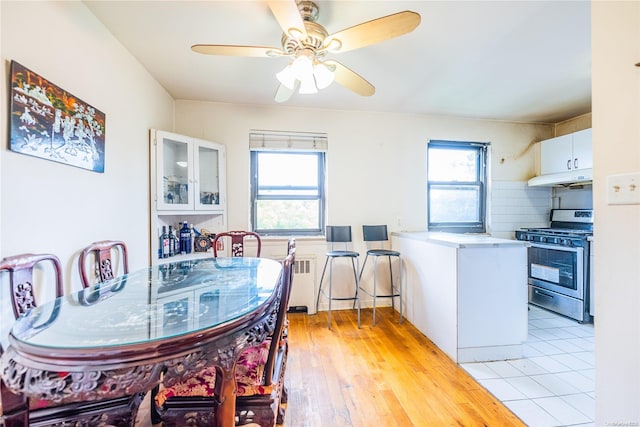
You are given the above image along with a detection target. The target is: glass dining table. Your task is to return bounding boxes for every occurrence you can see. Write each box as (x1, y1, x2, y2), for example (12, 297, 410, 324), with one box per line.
(0, 256, 283, 427)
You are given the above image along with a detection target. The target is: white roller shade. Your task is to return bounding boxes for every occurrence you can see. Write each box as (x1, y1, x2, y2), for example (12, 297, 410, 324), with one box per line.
(249, 130, 328, 151)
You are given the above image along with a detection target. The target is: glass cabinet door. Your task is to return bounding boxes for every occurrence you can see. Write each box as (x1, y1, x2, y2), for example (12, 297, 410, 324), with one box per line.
(157, 132, 192, 210)
(194, 142, 223, 211)
(155, 130, 226, 212)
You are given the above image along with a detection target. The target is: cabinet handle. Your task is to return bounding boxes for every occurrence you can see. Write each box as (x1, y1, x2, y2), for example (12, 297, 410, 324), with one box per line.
(567, 160, 572, 170)
(574, 158, 578, 169)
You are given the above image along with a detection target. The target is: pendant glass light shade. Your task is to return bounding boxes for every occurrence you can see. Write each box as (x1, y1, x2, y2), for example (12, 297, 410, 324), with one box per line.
(313, 62, 335, 89)
(276, 65, 297, 90)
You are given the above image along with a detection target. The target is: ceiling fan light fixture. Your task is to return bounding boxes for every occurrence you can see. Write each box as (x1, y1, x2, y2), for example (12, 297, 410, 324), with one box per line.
(298, 74, 318, 94)
(276, 63, 297, 89)
(313, 62, 334, 89)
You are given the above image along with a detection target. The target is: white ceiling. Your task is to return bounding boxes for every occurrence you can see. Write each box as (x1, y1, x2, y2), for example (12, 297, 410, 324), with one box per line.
(84, 0, 592, 124)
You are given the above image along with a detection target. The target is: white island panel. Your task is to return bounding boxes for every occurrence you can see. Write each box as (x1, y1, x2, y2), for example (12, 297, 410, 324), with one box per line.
(392, 232, 528, 363)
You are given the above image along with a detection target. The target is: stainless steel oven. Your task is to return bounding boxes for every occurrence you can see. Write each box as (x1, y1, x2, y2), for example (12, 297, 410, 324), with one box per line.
(516, 209, 593, 323)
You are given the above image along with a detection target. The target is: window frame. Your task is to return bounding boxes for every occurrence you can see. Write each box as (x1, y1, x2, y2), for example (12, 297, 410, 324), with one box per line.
(250, 150, 326, 236)
(427, 140, 488, 233)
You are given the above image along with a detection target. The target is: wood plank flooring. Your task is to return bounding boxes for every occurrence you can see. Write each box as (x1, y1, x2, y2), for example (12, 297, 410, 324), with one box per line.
(283, 307, 525, 427)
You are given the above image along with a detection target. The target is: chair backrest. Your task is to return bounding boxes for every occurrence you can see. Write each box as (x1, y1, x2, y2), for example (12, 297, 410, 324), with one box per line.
(78, 240, 129, 288)
(262, 239, 295, 387)
(362, 225, 389, 242)
(212, 231, 262, 258)
(0, 253, 64, 319)
(326, 225, 354, 251)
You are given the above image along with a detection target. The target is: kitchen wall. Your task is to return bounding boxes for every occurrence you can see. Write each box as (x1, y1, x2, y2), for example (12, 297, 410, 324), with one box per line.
(592, 2, 640, 424)
(174, 100, 553, 308)
(0, 1, 174, 295)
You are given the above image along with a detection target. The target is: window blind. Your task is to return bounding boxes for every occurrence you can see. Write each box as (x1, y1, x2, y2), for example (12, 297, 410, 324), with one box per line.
(249, 130, 328, 151)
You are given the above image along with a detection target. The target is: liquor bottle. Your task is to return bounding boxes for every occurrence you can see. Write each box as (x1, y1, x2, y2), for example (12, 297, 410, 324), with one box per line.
(168, 225, 176, 257)
(161, 226, 170, 258)
(180, 221, 192, 254)
(173, 227, 180, 255)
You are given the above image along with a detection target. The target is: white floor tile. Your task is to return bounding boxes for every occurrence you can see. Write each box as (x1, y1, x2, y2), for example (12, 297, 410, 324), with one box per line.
(460, 362, 500, 380)
(554, 371, 595, 393)
(503, 399, 562, 427)
(550, 353, 594, 371)
(483, 360, 526, 378)
(528, 355, 573, 373)
(560, 393, 596, 419)
(530, 373, 581, 395)
(462, 305, 594, 426)
(527, 340, 565, 356)
(564, 338, 595, 352)
(533, 396, 591, 425)
(572, 351, 595, 366)
(506, 376, 555, 399)
(577, 368, 595, 381)
(478, 378, 527, 401)
(507, 358, 549, 376)
(546, 338, 584, 353)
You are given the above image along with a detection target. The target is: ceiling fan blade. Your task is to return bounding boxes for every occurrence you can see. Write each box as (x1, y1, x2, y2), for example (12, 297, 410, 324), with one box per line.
(275, 82, 298, 103)
(267, 0, 307, 39)
(324, 60, 375, 97)
(324, 11, 421, 53)
(191, 44, 285, 57)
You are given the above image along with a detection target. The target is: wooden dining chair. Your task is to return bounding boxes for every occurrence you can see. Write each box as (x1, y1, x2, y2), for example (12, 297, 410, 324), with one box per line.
(212, 230, 262, 257)
(154, 239, 296, 427)
(0, 253, 142, 426)
(78, 240, 129, 288)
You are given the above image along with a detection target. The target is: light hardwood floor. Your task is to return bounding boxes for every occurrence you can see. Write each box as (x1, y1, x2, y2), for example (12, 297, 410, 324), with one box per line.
(283, 307, 526, 427)
(139, 307, 525, 426)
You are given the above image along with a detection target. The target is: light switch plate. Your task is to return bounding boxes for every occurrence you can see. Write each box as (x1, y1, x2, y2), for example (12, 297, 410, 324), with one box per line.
(607, 172, 640, 205)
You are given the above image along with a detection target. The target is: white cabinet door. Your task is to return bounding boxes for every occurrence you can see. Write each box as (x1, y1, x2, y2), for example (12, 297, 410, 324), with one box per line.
(156, 131, 192, 210)
(155, 130, 226, 212)
(540, 134, 572, 175)
(572, 128, 593, 171)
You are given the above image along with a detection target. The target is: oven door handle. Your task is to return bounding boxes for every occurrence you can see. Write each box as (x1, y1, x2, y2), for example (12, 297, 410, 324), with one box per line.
(534, 289, 555, 300)
(529, 242, 583, 255)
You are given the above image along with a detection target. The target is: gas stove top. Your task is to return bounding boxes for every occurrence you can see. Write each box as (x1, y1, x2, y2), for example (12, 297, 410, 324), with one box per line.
(516, 209, 593, 246)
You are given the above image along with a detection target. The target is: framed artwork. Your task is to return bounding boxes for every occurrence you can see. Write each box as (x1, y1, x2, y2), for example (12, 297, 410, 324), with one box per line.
(8, 60, 106, 173)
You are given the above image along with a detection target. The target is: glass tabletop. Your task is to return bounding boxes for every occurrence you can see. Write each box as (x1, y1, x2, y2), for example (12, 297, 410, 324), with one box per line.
(10, 257, 282, 350)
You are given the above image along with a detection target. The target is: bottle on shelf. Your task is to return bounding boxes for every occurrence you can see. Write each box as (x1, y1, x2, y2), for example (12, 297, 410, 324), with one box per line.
(180, 221, 192, 254)
(161, 226, 170, 258)
(168, 225, 176, 257)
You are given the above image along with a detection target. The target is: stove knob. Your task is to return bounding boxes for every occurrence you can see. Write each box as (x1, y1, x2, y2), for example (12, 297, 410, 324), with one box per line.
(565, 239, 573, 246)
(540, 236, 546, 243)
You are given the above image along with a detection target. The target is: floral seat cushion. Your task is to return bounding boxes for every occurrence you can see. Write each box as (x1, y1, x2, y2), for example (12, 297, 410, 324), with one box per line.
(155, 340, 272, 407)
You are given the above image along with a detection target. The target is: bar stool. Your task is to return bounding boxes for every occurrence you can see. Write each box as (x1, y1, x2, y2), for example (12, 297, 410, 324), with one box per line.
(315, 225, 361, 330)
(358, 225, 403, 325)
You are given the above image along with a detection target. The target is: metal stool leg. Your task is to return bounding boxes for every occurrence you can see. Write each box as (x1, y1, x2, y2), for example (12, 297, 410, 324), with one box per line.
(351, 256, 361, 329)
(372, 255, 378, 326)
(398, 254, 403, 323)
(316, 256, 330, 314)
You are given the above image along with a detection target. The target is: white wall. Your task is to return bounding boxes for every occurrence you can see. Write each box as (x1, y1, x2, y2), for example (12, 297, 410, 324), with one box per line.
(174, 100, 553, 309)
(593, 2, 640, 424)
(0, 1, 174, 293)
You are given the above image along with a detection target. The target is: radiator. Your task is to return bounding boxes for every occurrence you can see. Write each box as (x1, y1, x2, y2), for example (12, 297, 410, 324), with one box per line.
(288, 256, 316, 314)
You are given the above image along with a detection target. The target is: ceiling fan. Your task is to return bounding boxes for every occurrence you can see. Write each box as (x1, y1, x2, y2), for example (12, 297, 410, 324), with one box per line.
(192, 0, 421, 102)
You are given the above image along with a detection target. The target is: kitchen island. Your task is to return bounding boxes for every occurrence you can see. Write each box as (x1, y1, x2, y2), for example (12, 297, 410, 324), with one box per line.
(391, 231, 528, 363)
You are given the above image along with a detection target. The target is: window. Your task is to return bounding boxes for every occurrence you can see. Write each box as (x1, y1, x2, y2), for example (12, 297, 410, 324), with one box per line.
(250, 132, 327, 236)
(427, 140, 488, 233)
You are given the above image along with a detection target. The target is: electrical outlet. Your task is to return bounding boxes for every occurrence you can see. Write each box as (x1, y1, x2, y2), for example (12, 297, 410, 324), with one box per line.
(607, 172, 640, 205)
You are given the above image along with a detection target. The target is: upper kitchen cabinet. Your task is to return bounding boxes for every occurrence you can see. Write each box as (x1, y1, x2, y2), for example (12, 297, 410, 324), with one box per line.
(152, 130, 226, 213)
(540, 128, 592, 175)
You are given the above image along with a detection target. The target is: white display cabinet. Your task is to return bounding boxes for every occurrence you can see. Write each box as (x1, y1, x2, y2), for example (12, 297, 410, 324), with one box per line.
(150, 129, 227, 265)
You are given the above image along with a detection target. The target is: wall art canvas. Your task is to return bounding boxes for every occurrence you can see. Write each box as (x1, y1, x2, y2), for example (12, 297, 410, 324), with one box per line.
(8, 60, 106, 173)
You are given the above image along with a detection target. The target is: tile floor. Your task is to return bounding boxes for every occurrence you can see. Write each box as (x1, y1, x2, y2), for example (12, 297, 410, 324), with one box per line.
(461, 304, 595, 427)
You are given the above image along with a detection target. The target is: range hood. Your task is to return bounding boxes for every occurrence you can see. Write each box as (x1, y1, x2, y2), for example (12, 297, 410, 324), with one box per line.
(527, 168, 593, 187)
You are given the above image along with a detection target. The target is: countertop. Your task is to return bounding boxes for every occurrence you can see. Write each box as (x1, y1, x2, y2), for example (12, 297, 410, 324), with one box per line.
(391, 231, 529, 248)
